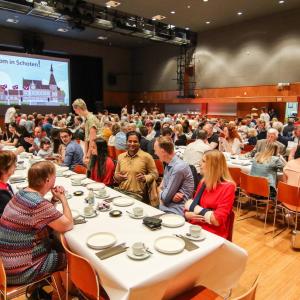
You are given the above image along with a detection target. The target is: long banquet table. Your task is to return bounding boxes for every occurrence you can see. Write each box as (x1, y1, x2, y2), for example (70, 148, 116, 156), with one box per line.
(11, 156, 248, 300)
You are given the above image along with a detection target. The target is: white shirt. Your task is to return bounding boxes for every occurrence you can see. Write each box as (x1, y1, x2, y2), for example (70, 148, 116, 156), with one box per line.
(4, 107, 16, 124)
(260, 113, 270, 123)
(183, 140, 211, 173)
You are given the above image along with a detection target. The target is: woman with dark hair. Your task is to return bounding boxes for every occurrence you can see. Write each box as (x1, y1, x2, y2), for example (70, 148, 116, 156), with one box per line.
(0, 123, 19, 146)
(154, 121, 161, 138)
(88, 138, 115, 186)
(0, 151, 17, 215)
(219, 124, 243, 154)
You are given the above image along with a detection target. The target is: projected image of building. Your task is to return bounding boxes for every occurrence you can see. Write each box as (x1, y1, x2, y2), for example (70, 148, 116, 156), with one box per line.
(0, 65, 66, 105)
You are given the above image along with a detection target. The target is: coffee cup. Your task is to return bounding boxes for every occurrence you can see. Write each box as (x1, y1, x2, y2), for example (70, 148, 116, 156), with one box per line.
(189, 225, 202, 238)
(132, 242, 146, 256)
(84, 206, 94, 216)
(97, 188, 107, 197)
(72, 178, 82, 185)
(132, 207, 143, 217)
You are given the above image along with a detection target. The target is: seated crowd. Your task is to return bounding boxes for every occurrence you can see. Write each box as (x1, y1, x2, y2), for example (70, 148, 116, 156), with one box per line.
(0, 101, 300, 294)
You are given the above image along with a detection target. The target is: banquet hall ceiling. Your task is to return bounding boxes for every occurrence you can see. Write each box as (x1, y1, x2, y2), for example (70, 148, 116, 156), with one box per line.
(0, 0, 300, 48)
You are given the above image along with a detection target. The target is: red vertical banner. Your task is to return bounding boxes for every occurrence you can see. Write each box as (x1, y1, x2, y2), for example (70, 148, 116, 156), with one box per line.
(297, 96, 300, 117)
(201, 103, 208, 115)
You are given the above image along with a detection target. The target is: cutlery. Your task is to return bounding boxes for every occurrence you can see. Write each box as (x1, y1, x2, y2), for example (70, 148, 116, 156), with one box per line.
(175, 234, 199, 251)
(146, 248, 153, 255)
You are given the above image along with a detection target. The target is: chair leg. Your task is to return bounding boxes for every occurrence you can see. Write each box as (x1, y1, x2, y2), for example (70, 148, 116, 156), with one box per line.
(51, 273, 63, 300)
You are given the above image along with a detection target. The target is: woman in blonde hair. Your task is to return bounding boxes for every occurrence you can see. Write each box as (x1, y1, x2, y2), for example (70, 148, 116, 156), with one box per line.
(250, 142, 286, 196)
(174, 123, 187, 146)
(184, 150, 236, 239)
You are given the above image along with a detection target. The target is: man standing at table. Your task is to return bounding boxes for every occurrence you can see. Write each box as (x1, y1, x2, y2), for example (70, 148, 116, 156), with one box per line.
(72, 98, 102, 164)
(154, 136, 194, 215)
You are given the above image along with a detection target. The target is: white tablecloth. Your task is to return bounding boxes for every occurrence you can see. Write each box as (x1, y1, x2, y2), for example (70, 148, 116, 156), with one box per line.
(11, 159, 248, 300)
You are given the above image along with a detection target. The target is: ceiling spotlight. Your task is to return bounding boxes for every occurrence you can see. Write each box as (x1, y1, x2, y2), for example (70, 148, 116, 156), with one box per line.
(170, 11, 175, 14)
(205, 21, 210, 24)
(185, 27, 190, 30)
(203, 0, 208, 2)
(57, 28, 69, 32)
(97, 36, 108, 40)
(237, 11, 243, 15)
(6, 18, 19, 24)
(279, 0, 285, 3)
(187, 5, 191, 8)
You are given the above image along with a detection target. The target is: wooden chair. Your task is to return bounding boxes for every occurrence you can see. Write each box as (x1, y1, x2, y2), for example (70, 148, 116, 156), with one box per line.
(0, 257, 62, 300)
(238, 172, 271, 228)
(73, 165, 87, 174)
(115, 148, 126, 159)
(174, 274, 260, 300)
(227, 210, 235, 242)
(272, 181, 300, 238)
(60, 235, 107, 300)
(154, 159, 164, 177)
(107, 146, 116, 160)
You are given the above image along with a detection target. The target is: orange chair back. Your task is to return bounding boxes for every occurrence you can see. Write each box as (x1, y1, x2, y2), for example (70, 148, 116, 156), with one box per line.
(229, 167, 241, 186)
(240, 172, 248, 192)
(60, 235, 101, 300)
(246, 174, 269, 198)
(115, 149, 126, 159)
(235, 274, 260, 300)
(154, 159, 164, 176)
(107, 146, 116, 160)
(0, 257, 7, 298)
(74, 165, 87, 174)
(277, 181, 300, 209)
(227, 210, 235, 242)
(241, 144, 255, 154)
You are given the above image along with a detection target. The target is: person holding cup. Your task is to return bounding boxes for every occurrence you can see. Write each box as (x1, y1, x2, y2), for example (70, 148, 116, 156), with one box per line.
(0, 161, 73, 285)
(184, 150, 235, 239)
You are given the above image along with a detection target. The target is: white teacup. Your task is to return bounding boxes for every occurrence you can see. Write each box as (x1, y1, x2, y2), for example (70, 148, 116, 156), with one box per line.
(97, 188, 107, 197)
(72, 178, 82, 185)
(132, 242, 146, 256)
(84, 206, 94, 216)
(133, 207, 143, 217)
(189, 225, 202, 238)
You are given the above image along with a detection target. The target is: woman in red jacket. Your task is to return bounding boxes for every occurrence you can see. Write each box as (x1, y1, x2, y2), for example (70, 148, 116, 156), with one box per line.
(185, 150, 235, 239)
(87, 138, 115, 186)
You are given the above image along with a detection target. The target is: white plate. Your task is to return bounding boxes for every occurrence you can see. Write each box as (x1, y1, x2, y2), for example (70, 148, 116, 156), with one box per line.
(71, 182, 82, 186)
(81, 178, 95, 185)
(56, 166, 69, 172)
(16, 182, 28, 190)
(185, 233, 206, 241)
(10, 174, 26, 181)
(160, 214, 185, 228)
(86, 232, 117, 250)
(63, 170, 76, 177)
(71, 209, 80, 220)
(113, 198, 134, 207)
(70, 174, 87, 181)
(86, 182, 105, 191)
(126, 248, 150, 260)
(154, 236, 185, 254)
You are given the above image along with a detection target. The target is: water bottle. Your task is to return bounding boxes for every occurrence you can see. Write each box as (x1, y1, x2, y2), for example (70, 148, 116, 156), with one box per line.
(88, 190, 95, 206)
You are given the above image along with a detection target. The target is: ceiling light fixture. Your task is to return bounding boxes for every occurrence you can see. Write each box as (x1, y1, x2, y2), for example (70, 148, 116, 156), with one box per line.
(279, 0, 285, 3)
(203, 0, 208, 2)
(237, 11, 243, 15)
(106, 1, 121, 8)
(185, 27, 190, 30)
(57, 28, 69, 32)
(6, 18, 19, 24)
(170, 11, 175, 14)
(187, 5, 191, 8)
(97, 36, 108, 40)
(152, 15, 166, 21)
(206, 21, 210, 24)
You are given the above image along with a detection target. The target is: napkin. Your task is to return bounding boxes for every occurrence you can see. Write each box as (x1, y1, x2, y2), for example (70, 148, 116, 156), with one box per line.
(96, 244, 128, 260)
(177, 235, 199, 251)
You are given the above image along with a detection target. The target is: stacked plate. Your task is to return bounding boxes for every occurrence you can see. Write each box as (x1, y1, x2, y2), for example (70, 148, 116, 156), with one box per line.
(86, 232, 117, 249)
(86, 182, 105, 191)
(70, 174, 87, 186)
(112, 197, 134, 207)
(56, 166, 69, 176)
(10, 174, 26, 184)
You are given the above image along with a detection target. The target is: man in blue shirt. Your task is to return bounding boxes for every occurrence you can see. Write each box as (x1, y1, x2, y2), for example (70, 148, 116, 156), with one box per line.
(154, 136, 194, 215)
(59, 128, 84, 170)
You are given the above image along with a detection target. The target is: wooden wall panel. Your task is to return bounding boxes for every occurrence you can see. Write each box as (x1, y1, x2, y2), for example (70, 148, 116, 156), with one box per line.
(103, 91, 131, 108)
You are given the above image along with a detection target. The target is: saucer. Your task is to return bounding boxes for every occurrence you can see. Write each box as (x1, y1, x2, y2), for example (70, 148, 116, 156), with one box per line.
(71, 182, 82, 186)
(127, 211, 146, 219)
(82, 211, 98, 218)
(126, 248, 150, 260)
(185, 233, 206, 241)
(95, 193, 109, 199)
